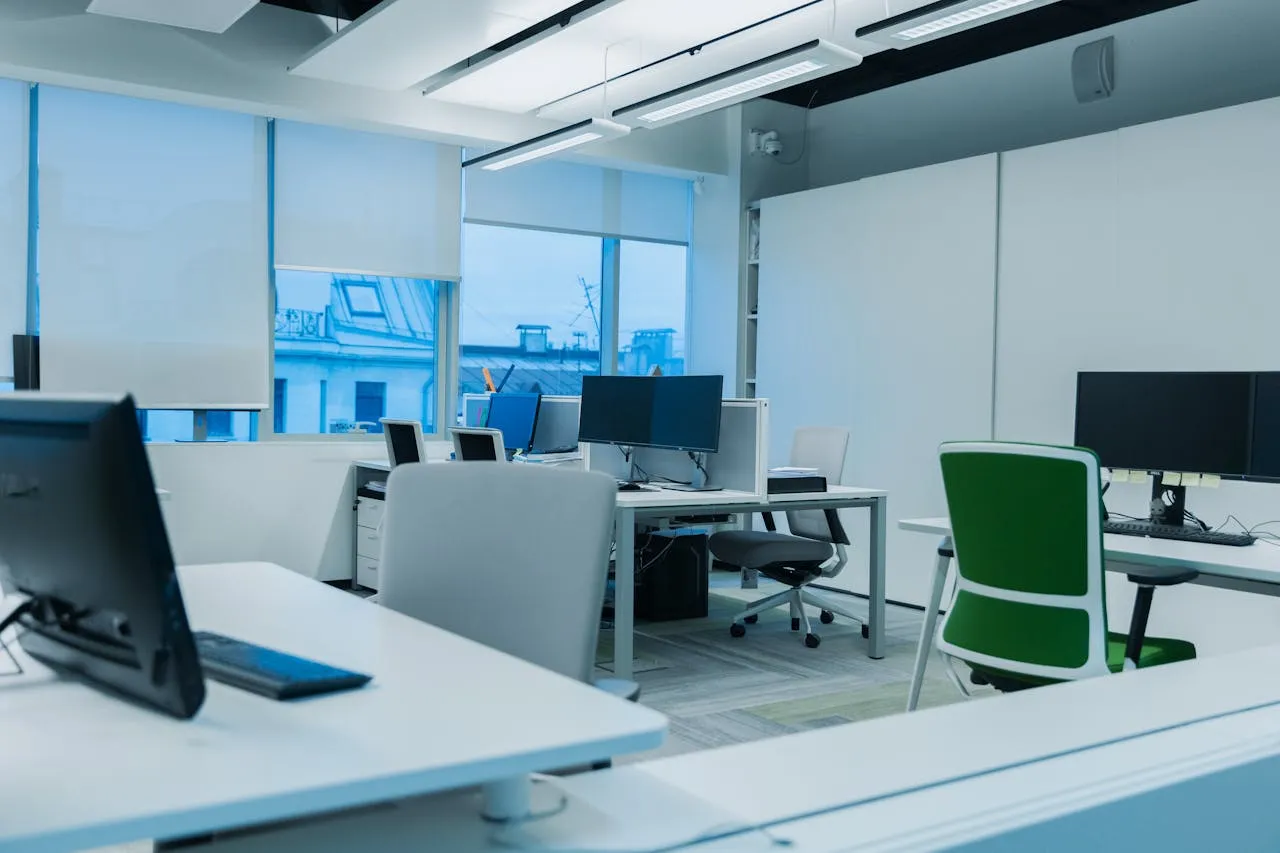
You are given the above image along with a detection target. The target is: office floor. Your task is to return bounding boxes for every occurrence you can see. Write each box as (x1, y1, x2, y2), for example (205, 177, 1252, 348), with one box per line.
(602, 573, 989, 763)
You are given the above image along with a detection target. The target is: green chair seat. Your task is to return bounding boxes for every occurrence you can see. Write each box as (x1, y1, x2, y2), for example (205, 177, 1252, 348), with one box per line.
(1105, 632, 1196, 672)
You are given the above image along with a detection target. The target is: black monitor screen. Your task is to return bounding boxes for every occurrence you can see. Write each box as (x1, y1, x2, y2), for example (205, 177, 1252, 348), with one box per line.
(486, 393, 541, 453)
(650, 375, 724, 453)
(578, 376, 655, 447)
(1074, 372, 1253, 477)
(1250, 373, 1280, 481)
(386, 423, 420, 465)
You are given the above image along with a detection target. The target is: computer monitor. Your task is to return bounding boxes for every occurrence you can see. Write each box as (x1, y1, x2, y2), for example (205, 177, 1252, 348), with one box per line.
(651, 375, 724, 453)
(578, 375, 724, 453)
(1074, 371, 1280, 526)
(485, 392, 541, 454)
(381, 419, 425, 466)
(0, 393, 206, 719)
(451, 427, 505, 462)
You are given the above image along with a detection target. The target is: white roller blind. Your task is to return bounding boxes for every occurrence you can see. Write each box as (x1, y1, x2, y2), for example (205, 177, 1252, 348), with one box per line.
(0, 79, 27, 378)
(39, 87, 269, 409)
(465, 158, 691, 244)
(275, 121, 462, 279)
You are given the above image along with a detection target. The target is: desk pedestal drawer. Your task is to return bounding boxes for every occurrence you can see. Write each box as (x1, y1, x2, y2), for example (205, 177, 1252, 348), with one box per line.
(356, 526, 382, 560)
(355, 556, 379, 590)
(357, 496, 385, 529)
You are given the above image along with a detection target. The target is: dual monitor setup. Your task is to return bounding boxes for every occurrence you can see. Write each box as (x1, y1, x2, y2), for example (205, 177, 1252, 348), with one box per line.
(1074, 371, 1280, 545)
(436, 375, 727, 490)
(0, 395, 371, 722)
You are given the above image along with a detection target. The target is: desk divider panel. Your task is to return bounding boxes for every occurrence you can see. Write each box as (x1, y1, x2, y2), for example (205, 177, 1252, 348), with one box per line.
(584, 399, 768, 493)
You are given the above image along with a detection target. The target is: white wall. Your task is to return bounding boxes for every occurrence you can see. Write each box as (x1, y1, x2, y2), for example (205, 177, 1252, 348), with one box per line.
(995, 97, 1280, 656)
(147, 442, 384, 582)
(765, 90, 1280, 655)
(758, 155, 999, 606)
(806, 0, 1280, 189)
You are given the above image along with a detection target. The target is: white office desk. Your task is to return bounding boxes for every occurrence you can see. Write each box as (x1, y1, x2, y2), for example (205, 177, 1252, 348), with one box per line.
(0, 562, 665, 853)
(899, 516, 1280, 711)
(250, 644, 1280, 851)
(610, 486, 890, 679)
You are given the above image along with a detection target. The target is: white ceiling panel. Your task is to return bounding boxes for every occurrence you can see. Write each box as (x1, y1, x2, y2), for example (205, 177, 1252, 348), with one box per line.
(85, 0, 257, 33)
(290, 0, 588, 91)
(538, 3, 847, 123)
(428, 0, 820, 114)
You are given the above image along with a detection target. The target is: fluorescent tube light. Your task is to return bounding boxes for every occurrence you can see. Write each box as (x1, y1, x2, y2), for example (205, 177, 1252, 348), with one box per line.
(613, 40, 861, 129)
(462, 119, 630, 172)
(857, 0, 1059, 48)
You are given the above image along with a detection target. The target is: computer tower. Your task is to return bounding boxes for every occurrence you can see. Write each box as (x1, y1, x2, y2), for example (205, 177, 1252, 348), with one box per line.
(12, 334, 38, 390)
(635, 530, 709, 622)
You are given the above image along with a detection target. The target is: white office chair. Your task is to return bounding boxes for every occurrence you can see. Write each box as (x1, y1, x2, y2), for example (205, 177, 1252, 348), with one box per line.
(710, 427, 866, 648)
(378, 463, 637, 707)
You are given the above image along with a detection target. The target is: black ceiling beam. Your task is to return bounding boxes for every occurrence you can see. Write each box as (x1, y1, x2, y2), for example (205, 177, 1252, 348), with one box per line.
(258, 0, 384, 22)
(767, 0, 1200, 108)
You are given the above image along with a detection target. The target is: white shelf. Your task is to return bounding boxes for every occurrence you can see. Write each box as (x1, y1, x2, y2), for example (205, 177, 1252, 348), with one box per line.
(747, 312, 758, 321)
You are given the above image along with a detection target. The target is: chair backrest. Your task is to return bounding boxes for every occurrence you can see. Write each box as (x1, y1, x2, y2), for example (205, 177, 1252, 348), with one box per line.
(936, 441, 1111, 681)
(378, 463, 617, 683)
(785, 426, 850, 542)
(450, 427, 505, 462)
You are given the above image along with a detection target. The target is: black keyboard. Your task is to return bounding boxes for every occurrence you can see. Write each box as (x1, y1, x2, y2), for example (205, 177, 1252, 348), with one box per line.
(195, 632, 372, 700)
(1104, 520, 1255, 547)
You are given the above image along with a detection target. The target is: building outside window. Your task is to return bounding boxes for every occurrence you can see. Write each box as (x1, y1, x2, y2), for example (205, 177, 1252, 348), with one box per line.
(617, 239, 688, 377)
(459, 224, 604, 415)
(273, 269, 440, 435)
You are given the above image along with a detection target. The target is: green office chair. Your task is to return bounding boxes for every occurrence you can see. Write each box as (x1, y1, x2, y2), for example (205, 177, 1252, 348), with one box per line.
(936, 441, 1198, 692)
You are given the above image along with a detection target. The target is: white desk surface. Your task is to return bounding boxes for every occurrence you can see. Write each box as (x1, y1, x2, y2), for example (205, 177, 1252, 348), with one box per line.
(356, 458, 391, 472)
(0, 562, 665, 853)
(355, 644, 1280, 853)
(764, 485, 888, 503)
(899, 516, 1280, 583)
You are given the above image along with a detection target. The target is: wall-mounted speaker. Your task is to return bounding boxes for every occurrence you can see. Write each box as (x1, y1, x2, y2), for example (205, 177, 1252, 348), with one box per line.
(1073, 37, 1116, 104)
(12, 334, 39, 390)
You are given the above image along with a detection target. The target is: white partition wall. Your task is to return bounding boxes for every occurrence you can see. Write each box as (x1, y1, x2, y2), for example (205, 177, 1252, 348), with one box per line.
(996, 97, 1280, 655)
(757, 155, 1000, 605)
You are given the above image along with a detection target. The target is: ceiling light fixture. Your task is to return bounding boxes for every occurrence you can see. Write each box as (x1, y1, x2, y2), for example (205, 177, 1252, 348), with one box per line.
(462, 119, 630, 171)
(612, 40, 860, 129)
(856, 0, 1059, 48)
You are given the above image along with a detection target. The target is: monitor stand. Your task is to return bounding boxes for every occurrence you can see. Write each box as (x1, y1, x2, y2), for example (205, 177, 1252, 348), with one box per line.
(1148, 474, 1190, 527)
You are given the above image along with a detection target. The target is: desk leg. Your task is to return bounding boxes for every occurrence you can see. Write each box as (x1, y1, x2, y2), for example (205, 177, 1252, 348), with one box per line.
(613, 507, 636, 681)
(906, 537, 952, 712)
(867, 497, 887, 659)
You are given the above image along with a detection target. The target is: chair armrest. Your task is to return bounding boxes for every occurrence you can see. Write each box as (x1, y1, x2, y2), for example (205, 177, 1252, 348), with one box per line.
(1125, 565, 1199, 586)
(593, 677, 641, 703)
(1122, 566, 1198, 670)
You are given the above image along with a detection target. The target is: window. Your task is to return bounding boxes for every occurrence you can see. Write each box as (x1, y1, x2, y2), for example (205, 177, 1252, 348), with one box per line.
(274, 269, 440, 435)
(0, 381, 13, 393)
(617, 240, 688, 377)
(136, 411, 254, 442)
(355, 381, 386, 432)
(460, 224, 604, 414)
(273, 379, 287, 434)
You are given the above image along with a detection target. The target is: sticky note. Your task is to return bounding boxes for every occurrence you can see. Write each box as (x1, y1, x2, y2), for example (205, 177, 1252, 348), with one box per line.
(1202, 474, 1222, 489)
(1111, 469, 1131, 483)
(1130, 471, 1150, 485)
(1182, 473, 1202, 487)
(1163, 472, 1183, 486)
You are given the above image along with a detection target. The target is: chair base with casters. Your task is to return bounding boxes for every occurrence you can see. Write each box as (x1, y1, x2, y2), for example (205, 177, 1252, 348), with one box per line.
(728, 582, 869, 649)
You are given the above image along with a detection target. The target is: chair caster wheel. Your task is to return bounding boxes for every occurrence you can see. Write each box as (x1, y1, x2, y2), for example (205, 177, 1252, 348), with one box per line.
(791, 617, 800, 631)
(730, 623, 747, 638)
(862, 623, 870, 639)
(805, 634, 821, 649)
(819, 610, 835, 624)
(744, 614, 759, 624)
